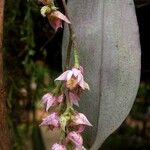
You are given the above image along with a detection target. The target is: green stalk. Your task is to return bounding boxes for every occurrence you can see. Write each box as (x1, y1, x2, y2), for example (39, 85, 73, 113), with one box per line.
(73, 48, 80, 68)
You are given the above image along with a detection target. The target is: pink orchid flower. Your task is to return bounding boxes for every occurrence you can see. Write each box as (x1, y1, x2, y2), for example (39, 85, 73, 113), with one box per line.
(55, 67, 89, 91)
(47, 10, 71, 31)
(51, 143, 66, 150)
(40, 112, 60, 130)
(70, 113, 92, 133)
(67, 131, 83, 148)
(42, 93, 63, 111)
(40, 0, 70, 31)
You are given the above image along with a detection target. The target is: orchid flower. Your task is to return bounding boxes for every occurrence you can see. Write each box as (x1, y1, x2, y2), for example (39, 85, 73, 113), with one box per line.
(47, 11, 70, 31)
(40, 112, 60, 130)
(55, 67, 89, 91)
(70, 112, 92, 133)
(40, 0, 70, 31)
(42, 93, 63, 111)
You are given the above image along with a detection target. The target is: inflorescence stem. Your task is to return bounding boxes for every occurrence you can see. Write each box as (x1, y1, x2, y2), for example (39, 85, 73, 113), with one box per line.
(62, 0, 80, 70)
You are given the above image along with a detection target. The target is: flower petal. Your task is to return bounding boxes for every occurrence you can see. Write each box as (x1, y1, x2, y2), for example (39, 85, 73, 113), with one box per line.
(48, 15, 62, 31)
(67, 131, 83, 147)
(72, 113, 92, 126)
(72, 68, 81, 77)
(42, 93, 52, 104)
(51, 11, 71, 24)
(78, 76, 85, 89)
(79, 66, 84, 74)
(55, 70, 71, 81)
(66, 70, 73, 81)
(40, 112, 60, 128)
(84, 81, 90, 90)
(46, 96, 56, 111)
(42, 93, 55, 111)
(69, 92, 79, 106)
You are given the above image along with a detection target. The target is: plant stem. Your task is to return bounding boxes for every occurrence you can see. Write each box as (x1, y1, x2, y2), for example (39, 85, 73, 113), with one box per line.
(62, 0, 80, 70)
(73, 48, 80, 68)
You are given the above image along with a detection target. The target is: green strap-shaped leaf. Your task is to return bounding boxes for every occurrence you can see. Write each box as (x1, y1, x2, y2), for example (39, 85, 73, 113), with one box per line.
(62, 0, 141, 149)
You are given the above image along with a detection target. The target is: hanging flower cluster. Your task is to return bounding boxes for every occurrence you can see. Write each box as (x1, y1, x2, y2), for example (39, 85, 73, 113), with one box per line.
(39, 0, 92, 149)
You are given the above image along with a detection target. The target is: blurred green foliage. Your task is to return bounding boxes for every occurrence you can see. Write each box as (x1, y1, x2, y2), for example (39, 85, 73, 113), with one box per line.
(3, 0, 60, 149)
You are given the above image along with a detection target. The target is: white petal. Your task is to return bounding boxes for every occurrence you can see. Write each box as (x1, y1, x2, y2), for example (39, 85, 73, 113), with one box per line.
(66, 70, 73, 81)
(55, 70, 71, 81)
(72, 68, 81, 77)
